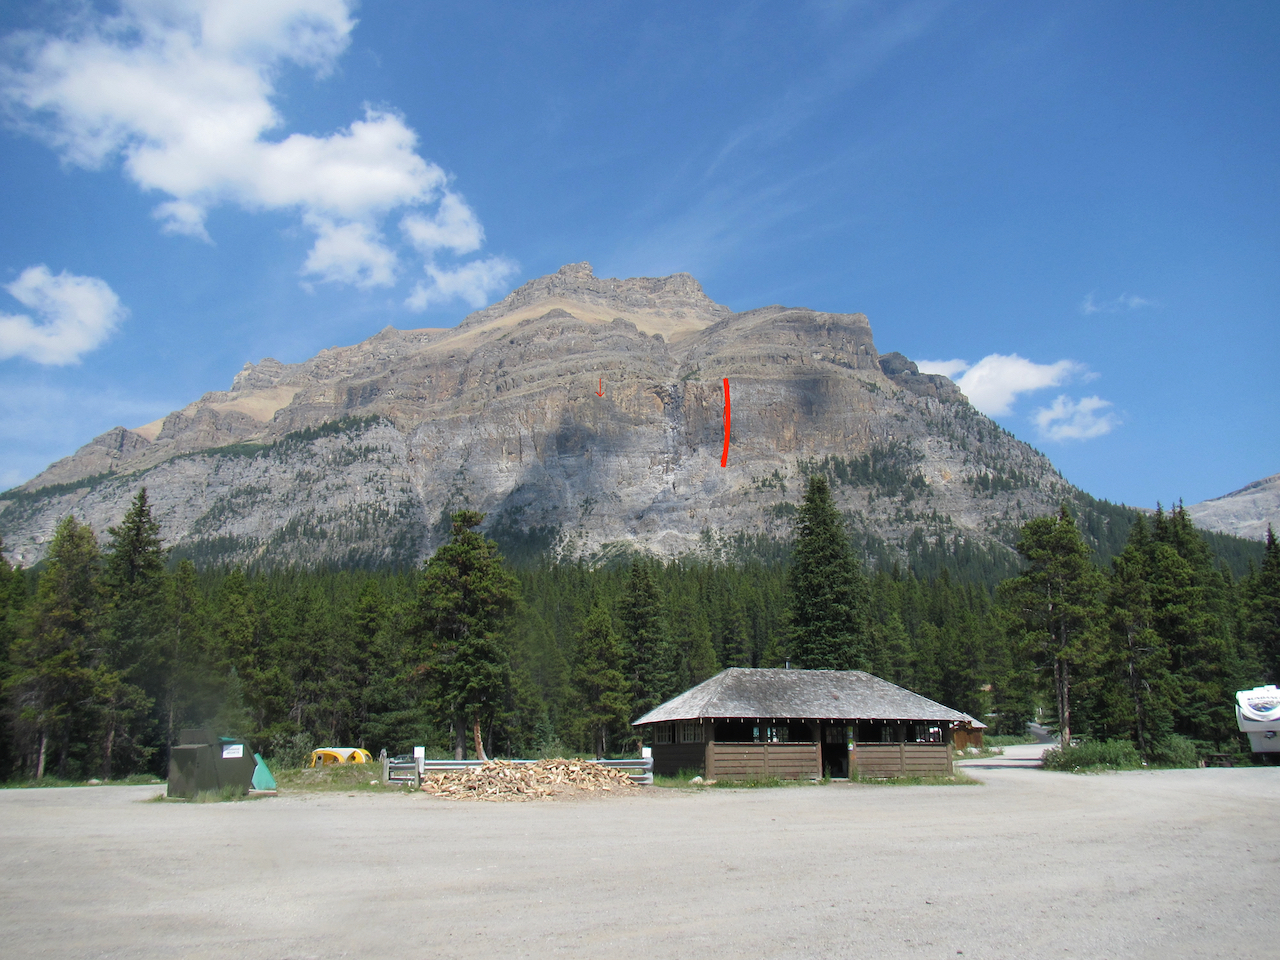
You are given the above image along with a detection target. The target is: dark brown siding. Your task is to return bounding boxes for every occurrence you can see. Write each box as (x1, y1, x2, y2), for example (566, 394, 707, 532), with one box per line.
(705, 743, 821, 781)
(853, 743, 952, 778)
(652, 743, 706, 777)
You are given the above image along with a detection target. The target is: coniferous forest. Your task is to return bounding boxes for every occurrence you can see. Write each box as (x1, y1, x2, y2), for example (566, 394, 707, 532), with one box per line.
(1, 481, 1277, 782)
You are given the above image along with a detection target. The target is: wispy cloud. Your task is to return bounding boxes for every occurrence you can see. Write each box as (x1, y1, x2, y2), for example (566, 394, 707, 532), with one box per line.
(705, 1, 949, 177)
(1034, 394, 1119, 441)
(1081, 292, 1157, 315)
(406, 256, 520, 312)
(2, 0, 513, 306)
(0, 266, 126, 364)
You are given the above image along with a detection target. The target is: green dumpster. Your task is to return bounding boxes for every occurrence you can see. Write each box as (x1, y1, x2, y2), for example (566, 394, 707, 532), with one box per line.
(167, 728, 257, 799)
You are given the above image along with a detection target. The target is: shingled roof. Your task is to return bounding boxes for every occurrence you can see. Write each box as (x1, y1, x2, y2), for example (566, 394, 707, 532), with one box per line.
(632, 668, 984, 727)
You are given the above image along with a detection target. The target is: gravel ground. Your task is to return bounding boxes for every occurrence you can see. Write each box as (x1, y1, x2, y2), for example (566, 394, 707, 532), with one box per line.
(2, 752, 1278, 960)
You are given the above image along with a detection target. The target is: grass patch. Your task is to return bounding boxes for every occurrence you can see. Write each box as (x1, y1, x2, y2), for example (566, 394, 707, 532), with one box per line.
(651, 769, 709, 789)
(712, 777, 795, 789)
(2, 774, 164, 789)
(272, 762, 395, 793)
(850, 770, 981, 786)
(191, 784, 248, 803)
(1041, 739, 1142, 773)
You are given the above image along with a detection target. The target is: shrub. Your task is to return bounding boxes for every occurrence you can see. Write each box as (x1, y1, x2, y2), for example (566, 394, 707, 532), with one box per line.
(1041, 739, 1142, 772)
(1148, 735, 1199, 769)
(267, 730, 316, 770)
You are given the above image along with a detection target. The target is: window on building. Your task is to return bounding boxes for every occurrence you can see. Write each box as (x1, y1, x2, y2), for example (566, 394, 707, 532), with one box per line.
(654, 724, 673, 745)
(753, 724, 788, 743)
(679, 722, 703, 744)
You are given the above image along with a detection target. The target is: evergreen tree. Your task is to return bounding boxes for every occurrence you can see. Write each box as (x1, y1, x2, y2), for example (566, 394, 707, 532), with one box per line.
(1095, 518, 1174, 756)
(157, 559, 215, 762)
(1148, 505, 1253, 743)
(1243, 526, 1280, 683)
(5, 517, 103, 778)
(787, 475, 869, 670)
(414, 511, 520, 760)
(568, 603, 631, 757)
(619, 559, 672, 714)
(100, 488, 167, 775)
(0, 538, 26, 776)
(999, 505, 1103, 748)
(720, 594, 754, 668)
(669, 593, 719, 691)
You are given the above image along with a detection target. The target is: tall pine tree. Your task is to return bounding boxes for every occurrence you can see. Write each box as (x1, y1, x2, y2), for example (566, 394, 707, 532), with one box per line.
(1242, 526, 1280, 683)
(620, 559, 672, 713)
(568, 603, 631, 757)
(999, 506, 1103, 748)
(787, 475, 869, 670)
(414, 511, 520, 760)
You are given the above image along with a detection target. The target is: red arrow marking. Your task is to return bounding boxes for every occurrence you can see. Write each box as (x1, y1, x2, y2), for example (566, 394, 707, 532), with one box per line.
(596, 377, 604, 397)
(721, 377, 731, 467)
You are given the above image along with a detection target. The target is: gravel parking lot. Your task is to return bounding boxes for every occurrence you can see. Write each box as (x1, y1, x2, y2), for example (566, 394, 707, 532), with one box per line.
(3, 752, 1278, 959)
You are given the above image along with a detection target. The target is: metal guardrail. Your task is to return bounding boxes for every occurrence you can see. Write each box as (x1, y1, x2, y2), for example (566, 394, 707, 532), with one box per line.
(381, 756, 653, 786)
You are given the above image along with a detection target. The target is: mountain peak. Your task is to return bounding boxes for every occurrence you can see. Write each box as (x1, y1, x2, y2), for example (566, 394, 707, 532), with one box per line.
(0, 263, 1070, 569)
(453, 263, 732, 343)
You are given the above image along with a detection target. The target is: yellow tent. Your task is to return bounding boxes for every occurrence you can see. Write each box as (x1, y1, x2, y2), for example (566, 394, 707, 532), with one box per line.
(309, 747, 373, 767)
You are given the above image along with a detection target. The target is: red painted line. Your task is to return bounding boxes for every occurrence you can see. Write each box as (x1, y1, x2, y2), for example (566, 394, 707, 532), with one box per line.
(596, 377, 604, 397)
(721, 377, 731, 467)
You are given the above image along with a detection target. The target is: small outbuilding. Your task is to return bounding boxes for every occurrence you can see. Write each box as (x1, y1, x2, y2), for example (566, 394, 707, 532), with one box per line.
(633, 667, 985, 780)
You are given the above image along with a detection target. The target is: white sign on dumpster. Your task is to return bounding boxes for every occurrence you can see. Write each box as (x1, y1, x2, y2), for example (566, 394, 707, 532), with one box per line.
(222, 743, 244, 759)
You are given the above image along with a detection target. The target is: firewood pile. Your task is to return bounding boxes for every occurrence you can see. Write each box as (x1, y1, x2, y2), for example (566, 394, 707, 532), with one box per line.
(420, 758, 638, 801)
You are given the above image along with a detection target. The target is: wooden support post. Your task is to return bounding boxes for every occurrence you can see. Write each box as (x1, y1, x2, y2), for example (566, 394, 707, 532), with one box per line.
(704, 739, 715, 780)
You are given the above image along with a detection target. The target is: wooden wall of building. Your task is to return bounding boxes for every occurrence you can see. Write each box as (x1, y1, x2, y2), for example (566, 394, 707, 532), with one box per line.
(651, 743, 707, 777)
(952, 727, 985, 751)
(705, 743, 821, 781)
(853, 743, 952, 778)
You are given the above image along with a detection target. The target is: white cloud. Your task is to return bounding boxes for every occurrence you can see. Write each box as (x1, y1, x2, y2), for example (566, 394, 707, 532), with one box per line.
(406, 257, 520, 312)
(1081, 292, 1157, 315)
(0, 266, 126, 365)
(401, 192, 484, 256)
(302, 217, 397, 288)
(942, 353, 1084, 417)
(915, 358, 971, 380)
(3, 0, 512, 304)
(1034, 395, 1119, 441)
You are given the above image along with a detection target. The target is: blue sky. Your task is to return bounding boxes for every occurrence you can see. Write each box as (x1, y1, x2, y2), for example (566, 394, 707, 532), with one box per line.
(0, 1, 1276, 510)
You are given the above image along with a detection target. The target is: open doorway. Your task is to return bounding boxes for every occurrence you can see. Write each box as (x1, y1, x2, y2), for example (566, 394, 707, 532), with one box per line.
(821, 723, 849, 778)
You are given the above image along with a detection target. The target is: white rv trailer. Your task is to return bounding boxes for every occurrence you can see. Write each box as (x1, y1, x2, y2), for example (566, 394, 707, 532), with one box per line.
(1236, 685, 1280, 755)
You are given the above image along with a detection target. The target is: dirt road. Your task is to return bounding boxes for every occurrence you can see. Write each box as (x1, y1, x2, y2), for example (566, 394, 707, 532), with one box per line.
(2, 760, 1277, 959)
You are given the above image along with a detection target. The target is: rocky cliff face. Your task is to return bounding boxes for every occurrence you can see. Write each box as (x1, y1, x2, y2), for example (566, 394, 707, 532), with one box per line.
(1186, 474, 1280, 541)
(0, 264, 1074, 568)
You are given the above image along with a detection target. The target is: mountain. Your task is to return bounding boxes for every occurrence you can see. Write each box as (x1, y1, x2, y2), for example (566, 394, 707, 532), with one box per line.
(1, 263, 1090, 570)
(1186, 473, 1280, 542)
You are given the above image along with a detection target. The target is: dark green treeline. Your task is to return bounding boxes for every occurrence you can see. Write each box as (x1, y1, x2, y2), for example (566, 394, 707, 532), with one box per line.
(1, 485, 1275, 781)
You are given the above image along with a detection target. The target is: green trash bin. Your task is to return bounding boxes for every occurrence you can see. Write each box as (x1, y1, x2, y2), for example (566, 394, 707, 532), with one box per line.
(167, 728, 257, 799)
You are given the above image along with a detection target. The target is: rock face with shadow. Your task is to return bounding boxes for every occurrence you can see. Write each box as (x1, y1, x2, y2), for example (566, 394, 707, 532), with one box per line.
(1, 264, 1071, 568)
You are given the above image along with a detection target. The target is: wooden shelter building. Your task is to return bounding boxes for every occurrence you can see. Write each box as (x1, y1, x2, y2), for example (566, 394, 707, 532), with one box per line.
(633, 668, 985, 780)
